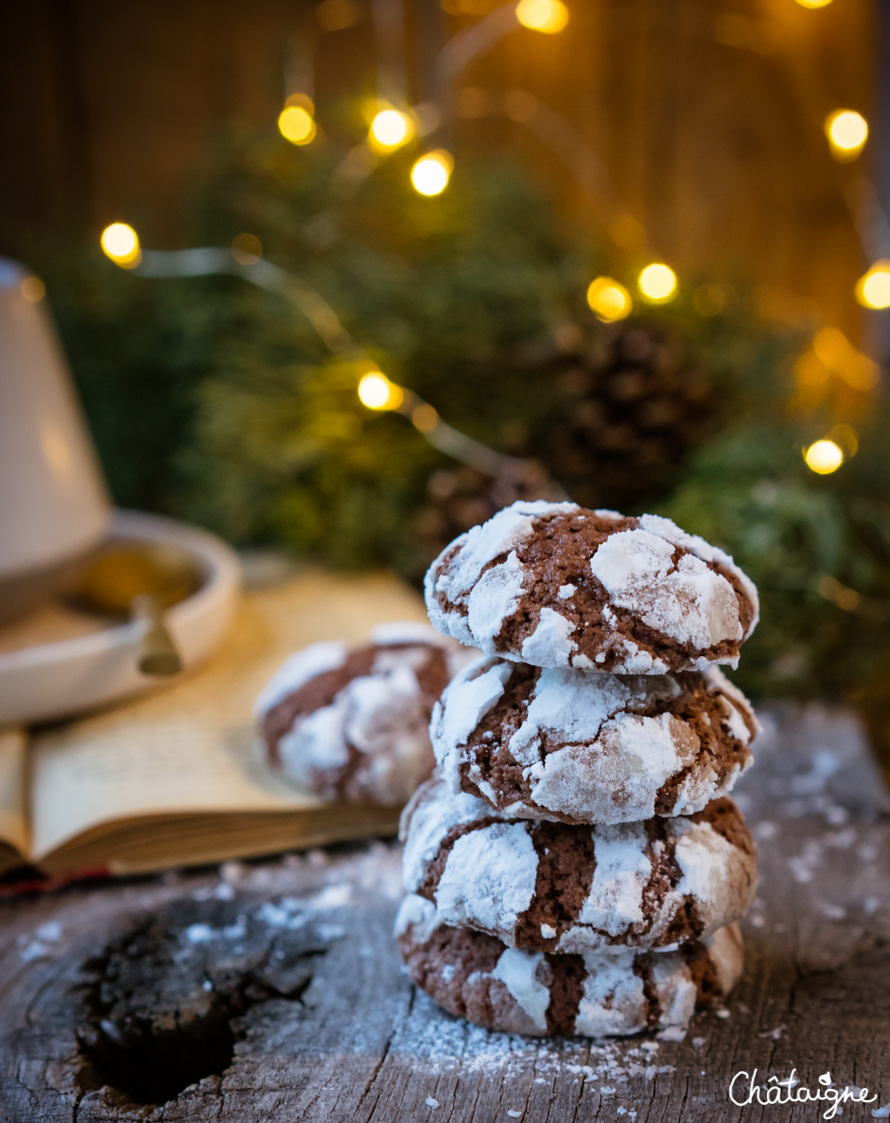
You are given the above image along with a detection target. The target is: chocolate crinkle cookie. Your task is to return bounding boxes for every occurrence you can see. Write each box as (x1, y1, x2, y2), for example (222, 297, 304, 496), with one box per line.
(255, 623, 470, 806)
(424, 501, 759, 674)
(431, 655, 759, 824)
(401, 777, 757, 953)
(396, 895, 744, 1038)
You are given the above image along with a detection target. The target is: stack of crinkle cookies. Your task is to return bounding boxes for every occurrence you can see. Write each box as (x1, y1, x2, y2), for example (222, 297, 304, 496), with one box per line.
(396, 501, 762, 1038)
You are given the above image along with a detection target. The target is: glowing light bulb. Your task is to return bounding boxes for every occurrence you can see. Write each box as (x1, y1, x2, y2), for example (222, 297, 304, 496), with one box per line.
(278, 104, 316, 146)
(795, 0, 832, 8)
(411, 403, 439, 432)
(855, 261, 890, 310)
(410, 150, 453, 196)
(231, 233, 263, 265)
(516, 0, 569, 34)
(804, 439, 844, 475)
(825, 110, 868, 161)
(20, 276, 46, 302)
(370, 108, 413, 149)
(638, 262, 677, 302)
(358, 371, 403, 410)
(100, 223, 141, 268)
(586, 277, 632, 322)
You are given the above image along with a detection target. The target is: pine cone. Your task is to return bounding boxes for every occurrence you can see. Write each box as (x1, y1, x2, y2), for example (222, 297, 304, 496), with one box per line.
(540, 320, 717, 509)
(414, 460, 561, 563)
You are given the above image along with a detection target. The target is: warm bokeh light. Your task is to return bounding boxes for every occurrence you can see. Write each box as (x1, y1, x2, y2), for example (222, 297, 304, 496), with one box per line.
(278, 105, 316, 146)
(411, 403, 440, 432)
(410, 150, 453, 196)
(811, 326, 880, 390)
(316, 0, 361, 31)
(795, 0, 832, 7)
(100, 223, 141, 268)
(586, 276, 632, 322)
(804, 439, 844, 475)
(231, 233, 263, 265)
(855, 261, 890, 310)
(516, 0, 569, 34)
(358, 371, 404, 410)
(370, 108, 413, 149)
(20, 276, 46, 302)
(825, 110, 868, 161)
(638, 262, 677, 302)
(811, 326, 848, 368)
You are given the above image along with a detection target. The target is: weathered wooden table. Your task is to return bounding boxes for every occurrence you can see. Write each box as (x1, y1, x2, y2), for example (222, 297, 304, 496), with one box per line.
(2, 705, 889, 1122)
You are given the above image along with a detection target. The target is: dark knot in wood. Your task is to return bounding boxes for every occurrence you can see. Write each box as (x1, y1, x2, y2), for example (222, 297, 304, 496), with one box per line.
(74, 895, 329, 1110)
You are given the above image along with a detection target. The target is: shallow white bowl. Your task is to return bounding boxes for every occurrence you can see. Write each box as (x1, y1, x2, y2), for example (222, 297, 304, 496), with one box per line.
(0, 510, 241, 726)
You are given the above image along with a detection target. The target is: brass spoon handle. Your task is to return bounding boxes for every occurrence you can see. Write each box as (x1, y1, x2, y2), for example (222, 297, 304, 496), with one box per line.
(132, 594, 183, 676)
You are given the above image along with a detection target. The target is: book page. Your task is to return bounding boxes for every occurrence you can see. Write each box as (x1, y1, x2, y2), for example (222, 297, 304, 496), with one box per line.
(29, 568, 427, 862)
(0, 726, 29, 859)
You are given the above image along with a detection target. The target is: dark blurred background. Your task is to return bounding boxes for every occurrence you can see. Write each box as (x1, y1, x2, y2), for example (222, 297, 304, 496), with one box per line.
(0, 0, 878, 334)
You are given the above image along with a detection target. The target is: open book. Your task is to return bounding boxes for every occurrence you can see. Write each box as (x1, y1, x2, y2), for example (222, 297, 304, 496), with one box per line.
(0, 569, 429, 881)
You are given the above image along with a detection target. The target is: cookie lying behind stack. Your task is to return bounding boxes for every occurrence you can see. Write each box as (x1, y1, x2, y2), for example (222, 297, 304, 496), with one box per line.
(399, 501, 761, 1037)
(256, 623, 468, 806)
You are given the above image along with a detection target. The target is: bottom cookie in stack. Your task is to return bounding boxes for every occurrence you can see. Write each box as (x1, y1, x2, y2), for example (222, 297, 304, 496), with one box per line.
(396, 895, 744, 1038)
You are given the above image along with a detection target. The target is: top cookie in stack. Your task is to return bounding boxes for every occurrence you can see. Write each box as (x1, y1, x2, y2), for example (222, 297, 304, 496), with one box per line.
(425, 502, 758, 675)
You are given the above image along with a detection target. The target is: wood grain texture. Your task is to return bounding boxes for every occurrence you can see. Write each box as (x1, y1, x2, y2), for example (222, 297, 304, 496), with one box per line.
(1, 702, 889, 1122)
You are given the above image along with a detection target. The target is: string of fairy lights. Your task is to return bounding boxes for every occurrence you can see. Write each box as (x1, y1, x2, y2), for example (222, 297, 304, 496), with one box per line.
(95, 231, 533, 479)
(92, 0, 886, 485)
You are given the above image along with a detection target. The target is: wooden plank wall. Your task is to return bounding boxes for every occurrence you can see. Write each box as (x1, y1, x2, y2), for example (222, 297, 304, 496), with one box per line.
(0, 0, 875, 337)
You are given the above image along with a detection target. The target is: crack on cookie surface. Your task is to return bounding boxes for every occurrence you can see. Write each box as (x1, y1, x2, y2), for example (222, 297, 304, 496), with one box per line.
(514, 822, 597, 951)
(634, 957, 662, 1028)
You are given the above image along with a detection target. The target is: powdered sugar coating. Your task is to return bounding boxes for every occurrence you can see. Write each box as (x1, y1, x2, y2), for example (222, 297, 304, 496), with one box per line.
(424, 502, 758, 674)
(588, 530, 742, 651)
(393, 891, 439, 942)
(638, 514, 760, 632)
(425, 502, 573, 647)
(396, 895, 744, 1038)
(466, 552, 527, 648)
(275, 664, 428, 803)
(434, 822, 539, 936)
(672, 817, 759, 937)
(491, 947, 550, 1032)
(402, 778, 757, 952)
(400, 786, 492, 890)
(520, 607, 576, 666)
(258, 630, 460, 805)
(576, 823, 652, 936)
(575, 950, 649, 1036)
(430, 656, 758, 825)
(254, 641, 348, 717)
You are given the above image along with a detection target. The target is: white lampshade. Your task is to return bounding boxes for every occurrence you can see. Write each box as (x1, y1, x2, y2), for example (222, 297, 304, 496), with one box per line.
(0, 259, 110, 623)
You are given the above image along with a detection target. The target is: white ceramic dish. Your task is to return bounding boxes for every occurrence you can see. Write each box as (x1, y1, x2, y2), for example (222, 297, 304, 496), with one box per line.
(0, 510, 241, 726)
